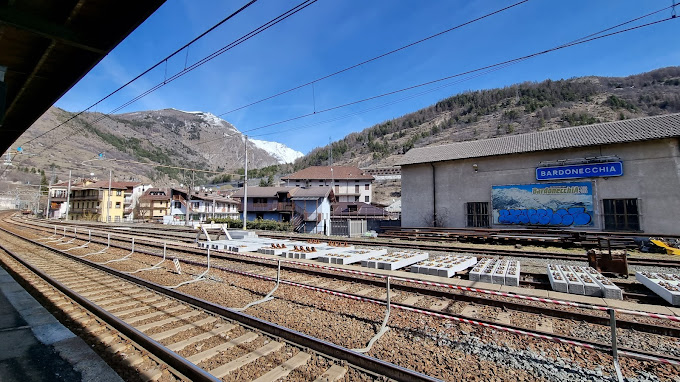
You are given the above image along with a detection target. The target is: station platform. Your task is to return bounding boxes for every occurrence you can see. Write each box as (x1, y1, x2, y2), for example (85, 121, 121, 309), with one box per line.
(0, 265, 122, 382)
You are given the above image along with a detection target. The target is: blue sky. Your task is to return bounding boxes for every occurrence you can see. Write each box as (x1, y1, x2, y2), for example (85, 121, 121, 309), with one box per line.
(55, 0, 680, 154)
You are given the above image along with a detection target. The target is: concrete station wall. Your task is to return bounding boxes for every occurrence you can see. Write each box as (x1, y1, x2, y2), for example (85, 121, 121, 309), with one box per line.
(402, 138, 680, 234)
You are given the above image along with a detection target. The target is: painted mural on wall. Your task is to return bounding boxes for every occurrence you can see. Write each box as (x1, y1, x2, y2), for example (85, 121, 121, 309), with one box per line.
(491, 182, 593, 226)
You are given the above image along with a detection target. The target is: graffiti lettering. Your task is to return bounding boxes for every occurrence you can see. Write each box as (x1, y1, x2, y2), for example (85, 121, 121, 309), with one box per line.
(498, 207, 592, 226)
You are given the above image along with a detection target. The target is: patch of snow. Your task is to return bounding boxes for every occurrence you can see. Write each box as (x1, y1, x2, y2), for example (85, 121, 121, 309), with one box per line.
(250, 138, 304, 164)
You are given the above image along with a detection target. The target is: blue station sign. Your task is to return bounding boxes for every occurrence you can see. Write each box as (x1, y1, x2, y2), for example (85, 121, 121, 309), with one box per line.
(536, 162, 623, 181)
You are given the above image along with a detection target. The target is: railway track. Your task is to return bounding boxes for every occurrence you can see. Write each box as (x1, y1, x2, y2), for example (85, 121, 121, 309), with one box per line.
(21, 218, 680, 268)
(12, 217, 680, 330)
(6, 214, 680, 380)
(0, 222, 434, 381)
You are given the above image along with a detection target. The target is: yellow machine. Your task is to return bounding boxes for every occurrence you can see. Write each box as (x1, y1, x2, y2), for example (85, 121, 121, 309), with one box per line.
(650, 239, 680, 256)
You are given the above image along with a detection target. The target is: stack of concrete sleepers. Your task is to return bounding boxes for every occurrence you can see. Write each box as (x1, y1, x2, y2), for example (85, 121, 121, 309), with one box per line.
(319, 249, 386, 265)
(479, 260, 498, 284)
(410, 255, 477, 278)
(636, 271, 680, 306)
(281, 244, 344, 259)
(469, 258, 493, 282)
(547, 264, 568, 293)
(560, 265, 586, 295)
(258, 241, 304, 255)
(505, 260, 521, 287)
(492, 260, 509, 285)
(361, 251, 428, 271)
(569, 266, 602, 297)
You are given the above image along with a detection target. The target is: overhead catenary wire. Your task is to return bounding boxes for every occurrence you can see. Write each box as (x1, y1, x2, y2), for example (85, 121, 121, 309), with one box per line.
(245, 4, 678, 140)
(217, 0, 531, 117)
(18, 0, 260, 149)
(234, 15, 679, 136)
(4, 0, 320, 178)
(22, 0, 320, 163)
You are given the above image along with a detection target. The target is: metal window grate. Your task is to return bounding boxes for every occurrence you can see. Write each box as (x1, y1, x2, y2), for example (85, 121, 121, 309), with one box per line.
(466, 202, 489, 227)
(603, 199, 640, 231)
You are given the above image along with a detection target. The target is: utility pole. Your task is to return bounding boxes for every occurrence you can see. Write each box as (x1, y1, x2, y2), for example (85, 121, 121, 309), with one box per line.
(106, 169, 112, 223)
(185, 170, 194, 226)
(65, 170, 72, 221)
(45, 167, 54, 219)
(243, 136, 248, 230)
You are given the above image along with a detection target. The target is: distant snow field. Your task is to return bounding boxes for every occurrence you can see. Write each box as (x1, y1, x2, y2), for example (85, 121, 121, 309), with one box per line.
(250, 138, 304, 164)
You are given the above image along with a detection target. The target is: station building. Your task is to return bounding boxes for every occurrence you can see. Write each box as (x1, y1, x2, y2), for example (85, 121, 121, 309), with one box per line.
(398, 113, 680, 235)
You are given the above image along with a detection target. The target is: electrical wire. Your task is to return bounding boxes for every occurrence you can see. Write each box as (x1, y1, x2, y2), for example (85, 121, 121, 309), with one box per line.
(18, 0, 260, 148)
(217, 0, 530, 117)
(245, 4, 678, 140)
(234, 15, 679, 136)
(4, 0, 320, 177)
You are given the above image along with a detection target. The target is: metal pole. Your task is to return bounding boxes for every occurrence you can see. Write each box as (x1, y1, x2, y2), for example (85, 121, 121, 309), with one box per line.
(46, 177, 52, 219)
(243, 136, 248, 231)
(106, 169, 112, 223)
(65, 170, 72, 221)
(609, 308, 624, 382)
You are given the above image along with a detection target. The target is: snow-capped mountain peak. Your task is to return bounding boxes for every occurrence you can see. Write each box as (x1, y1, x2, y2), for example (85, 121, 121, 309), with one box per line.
(250, 138, 304, 164)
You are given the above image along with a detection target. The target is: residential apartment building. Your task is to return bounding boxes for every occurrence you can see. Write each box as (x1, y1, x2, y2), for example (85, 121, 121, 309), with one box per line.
(138, 188, 170, 222)
(168, 188, 240, 223)
(231, 186, 335, 234)
(68, 181, 127, 222)
(47, 181, 70, 219)
(281, 166, 374, 203)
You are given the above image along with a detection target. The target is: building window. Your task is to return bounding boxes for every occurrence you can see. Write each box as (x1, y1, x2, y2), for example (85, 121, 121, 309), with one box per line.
(603, 199, 640, 231)
(175, 201, 181, 209)
(466, 202, 490, 227)
(116, 190, 122, 196)
(335, 185, 339, 193)
(355, 196, 359, 202)
(115, 202, 121, 208)
(365, 196, 369, 203)
(365, 184, 369, 190)
(355, 185, 359, 193)
(115, 216, 121, 222)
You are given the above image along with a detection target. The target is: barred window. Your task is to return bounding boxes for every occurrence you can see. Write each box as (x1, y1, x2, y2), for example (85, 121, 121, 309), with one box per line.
(466, 202, 489, 227)
(603, 199, 640, 231)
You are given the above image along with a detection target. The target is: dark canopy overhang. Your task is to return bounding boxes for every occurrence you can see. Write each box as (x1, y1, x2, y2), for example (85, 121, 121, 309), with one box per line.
(0, 0, 165, 153)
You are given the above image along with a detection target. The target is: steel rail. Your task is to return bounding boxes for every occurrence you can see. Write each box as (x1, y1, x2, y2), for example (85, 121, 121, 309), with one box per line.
(0, 243, 219, 382)
(19, 218, 680, 267)
(0, 224, 443, 382)
(10, 220, 680, 338)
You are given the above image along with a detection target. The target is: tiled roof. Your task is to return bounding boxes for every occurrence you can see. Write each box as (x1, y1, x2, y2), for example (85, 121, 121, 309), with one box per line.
(397, 113, 680, 166)
(86, 181, 134, 189)
(282, 166, 374, 181)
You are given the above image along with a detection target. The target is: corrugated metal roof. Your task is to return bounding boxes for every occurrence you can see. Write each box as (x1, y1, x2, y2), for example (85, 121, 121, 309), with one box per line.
(397, 113, 680, 166)
(290, 187, 332, 199)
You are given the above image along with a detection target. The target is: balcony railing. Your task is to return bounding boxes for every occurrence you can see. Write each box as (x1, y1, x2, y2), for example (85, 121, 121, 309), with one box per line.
(70, 207, 101, 214)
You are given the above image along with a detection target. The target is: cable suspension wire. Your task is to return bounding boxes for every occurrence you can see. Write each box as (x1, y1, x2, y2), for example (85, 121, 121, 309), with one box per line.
(30, 0, 319, 159)
(19, 0, 260, 148)
(233, 15, 678, 136)
(217, 0, 530, 117)
(5, 0, 320, 178)
(245, 4, 678, 140)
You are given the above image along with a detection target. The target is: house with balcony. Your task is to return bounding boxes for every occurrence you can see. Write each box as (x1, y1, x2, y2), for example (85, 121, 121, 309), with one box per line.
(230, 186, 297, 222)
(117, 182, 152, 221)
(231, 186, 335, 233)
(137, 188, 170, 222)
(281, 166, 374, 203)
(47, 181, 70, 219)
(68, 181, 127, 222)
(168, 188, 240, 223)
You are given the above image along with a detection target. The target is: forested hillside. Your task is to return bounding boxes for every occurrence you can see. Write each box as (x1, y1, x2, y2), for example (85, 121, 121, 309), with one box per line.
(294, 67, 680, 169)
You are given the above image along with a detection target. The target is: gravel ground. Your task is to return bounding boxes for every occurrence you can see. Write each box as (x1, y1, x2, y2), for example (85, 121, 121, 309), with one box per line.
(8, 221, 680, 381)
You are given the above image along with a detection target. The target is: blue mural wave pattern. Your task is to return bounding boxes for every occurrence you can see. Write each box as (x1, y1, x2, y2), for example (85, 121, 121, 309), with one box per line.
(498, 207, 592, 226)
